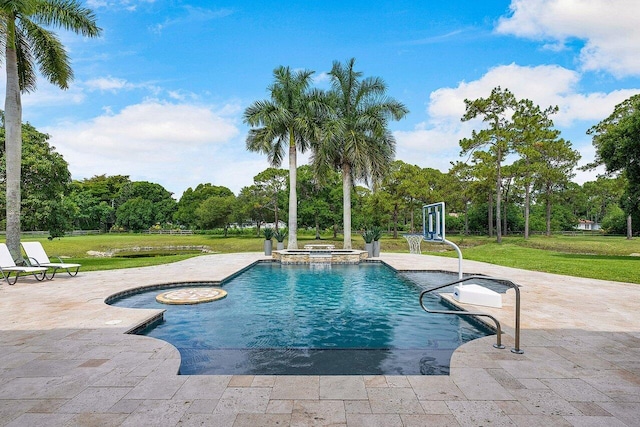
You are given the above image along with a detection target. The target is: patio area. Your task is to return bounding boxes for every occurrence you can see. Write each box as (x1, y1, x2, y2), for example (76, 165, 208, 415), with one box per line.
(0, 252, 638, 426)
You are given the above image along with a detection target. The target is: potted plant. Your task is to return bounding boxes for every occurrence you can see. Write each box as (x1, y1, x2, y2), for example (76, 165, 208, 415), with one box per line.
(274, 229, 287, 250)
(362, 229, 374, 258)
(372, 226, 383, 257)
(263, 228, 274, 255)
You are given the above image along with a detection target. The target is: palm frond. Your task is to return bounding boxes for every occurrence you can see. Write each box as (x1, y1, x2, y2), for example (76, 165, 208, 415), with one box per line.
(34, 0, 102, 38)
(21, 18, 71, 88)
(14, 25, 37, 92)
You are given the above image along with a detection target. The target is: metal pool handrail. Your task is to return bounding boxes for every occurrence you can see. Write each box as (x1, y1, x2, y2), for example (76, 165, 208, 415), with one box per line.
(419, 275, 523, 354)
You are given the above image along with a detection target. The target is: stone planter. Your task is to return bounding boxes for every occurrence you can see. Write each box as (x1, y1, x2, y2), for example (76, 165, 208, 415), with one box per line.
(365, 242, 373, 258)
(264, 240, 273, 256)
(276, 241, 285, 251)
(372, 240, 381, 257)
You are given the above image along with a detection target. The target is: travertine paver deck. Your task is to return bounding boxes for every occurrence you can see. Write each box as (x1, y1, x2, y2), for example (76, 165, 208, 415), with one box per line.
(0, 252, 638, 426)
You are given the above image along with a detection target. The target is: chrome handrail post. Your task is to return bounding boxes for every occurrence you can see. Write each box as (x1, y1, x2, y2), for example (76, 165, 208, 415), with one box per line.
(419, 275, 522, 354)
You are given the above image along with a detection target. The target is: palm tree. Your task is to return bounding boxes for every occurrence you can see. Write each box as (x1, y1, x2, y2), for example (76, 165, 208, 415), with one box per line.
(2, 0, 101, 258)
(314, 58, 408, 249)
(243, 66, 323, 249)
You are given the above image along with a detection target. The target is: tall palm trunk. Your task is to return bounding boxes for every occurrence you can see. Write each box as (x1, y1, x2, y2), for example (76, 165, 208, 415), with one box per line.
(287, 132, 298, 249)
(342, 163, 352, 249)
(5, 37, 23, 260)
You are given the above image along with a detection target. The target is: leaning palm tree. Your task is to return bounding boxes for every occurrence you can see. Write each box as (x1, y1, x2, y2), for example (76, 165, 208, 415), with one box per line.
(314, 58, 408, 249)
(1, 0, 101, 258)
(243, 66, 323, 249)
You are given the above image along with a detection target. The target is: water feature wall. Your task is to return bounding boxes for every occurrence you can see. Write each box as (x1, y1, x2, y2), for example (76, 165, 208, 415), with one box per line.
(272, 249, 368, 264)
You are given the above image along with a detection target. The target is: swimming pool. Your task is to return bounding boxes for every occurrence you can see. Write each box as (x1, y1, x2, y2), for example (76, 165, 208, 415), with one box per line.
(110, 263, 493, 375)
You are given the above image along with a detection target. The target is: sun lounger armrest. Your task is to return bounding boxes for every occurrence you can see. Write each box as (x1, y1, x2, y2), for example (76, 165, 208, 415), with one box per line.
(51, 255, 66, 263)
(25, 256, 43, 267)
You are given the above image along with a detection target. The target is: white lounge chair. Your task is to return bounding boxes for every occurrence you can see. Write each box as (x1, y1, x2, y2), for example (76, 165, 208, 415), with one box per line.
(21, 241, 81, 279)
(0, 243, 47, 285)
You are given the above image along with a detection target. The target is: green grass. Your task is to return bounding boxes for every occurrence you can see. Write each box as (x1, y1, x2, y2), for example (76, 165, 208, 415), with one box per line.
(19, 233, 352, 272)
(14, 232, 640, 284)
(427, 235, 640, 284)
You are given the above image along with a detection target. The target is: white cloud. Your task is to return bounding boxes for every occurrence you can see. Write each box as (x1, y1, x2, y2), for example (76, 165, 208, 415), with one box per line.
(394, 63, 639, 182)
(22, 84, 85, 108)
(86, 0, 156, 11)
(85, 76, 129, 92)
(428, 63, 638, 125)
(496, 0, 640, 77)
(149, 6, 234, 35)
(43, 101, 252, 197)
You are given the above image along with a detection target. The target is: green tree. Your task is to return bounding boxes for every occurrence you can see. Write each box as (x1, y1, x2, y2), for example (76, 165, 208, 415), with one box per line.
(195, 194, 236, 236)
(2, 0, 101, 258)
(67, 189, 113, 231)
(467, 150, 498, 236)
(511, 99, 560, 239)
(314, 58, 408, 248)
(236, 184, 271, 235)
(254, 168, 288, 230)
(174, 184, 233, 228)
(297, 165, 340, 239)
(533, 137, 580, 236)
(601, 204, 627, 234)
(71, 175, 129, 230)
(115, 198, 155, 232)
(114, 181, 176, 230)
(78, 174, 130, 203)
(460, 87, 517, 243)
(587, 94, 640, 239)
(581, 177, 625, 224)
(244, 66, 323, 249)
(447, 162, 475, 234)
(0, 121, 72, 237)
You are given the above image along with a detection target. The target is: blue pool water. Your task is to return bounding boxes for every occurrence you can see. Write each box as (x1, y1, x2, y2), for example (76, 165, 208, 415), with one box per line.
(110, 263, 494, 375)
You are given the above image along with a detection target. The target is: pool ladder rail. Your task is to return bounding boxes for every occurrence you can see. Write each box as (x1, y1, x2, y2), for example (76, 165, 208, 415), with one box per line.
(419, 275, 524, 354)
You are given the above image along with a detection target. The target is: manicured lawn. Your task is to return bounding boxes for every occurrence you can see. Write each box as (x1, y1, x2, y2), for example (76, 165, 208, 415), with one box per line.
(16, 232, 640, 284)
(430, 235, 640, 284)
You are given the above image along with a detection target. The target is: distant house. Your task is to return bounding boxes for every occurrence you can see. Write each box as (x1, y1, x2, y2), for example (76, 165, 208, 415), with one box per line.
(576, 219, 601, 231)
(263, 221, 287, 230)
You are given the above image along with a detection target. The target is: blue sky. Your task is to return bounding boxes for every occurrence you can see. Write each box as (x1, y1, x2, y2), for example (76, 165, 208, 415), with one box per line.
(4, 0, 640, 197)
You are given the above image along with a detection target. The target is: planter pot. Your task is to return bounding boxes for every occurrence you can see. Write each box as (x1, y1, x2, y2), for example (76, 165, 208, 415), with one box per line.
(365, 242, 373, 258)
(264, 240, 273, 256)
(372, 240, 381, 257)
(276, 241, 285, 251)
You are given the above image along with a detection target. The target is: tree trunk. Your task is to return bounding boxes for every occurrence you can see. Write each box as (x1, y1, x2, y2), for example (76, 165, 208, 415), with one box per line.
(488, 192, 494, 237)
(627, 214, 633, 240)
(524, 182, 531, 239)
(393, 203, 398, 239)
(545, 185, 552, 236)
(287, 134, 298, 249)
(495, 150, 502, 243)
(315, 215, 321, 239)
(409, 198, 415, 233)
(274, 197, 279, 232)
(5, 39, 23, 260)
(503, 200, 508, 237)
(464, 201, 469, 235)
(342, 163, 352, 249)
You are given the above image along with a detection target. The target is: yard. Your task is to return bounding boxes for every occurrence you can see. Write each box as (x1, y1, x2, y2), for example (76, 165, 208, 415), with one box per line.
(20, 232, 640, 284)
